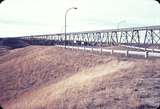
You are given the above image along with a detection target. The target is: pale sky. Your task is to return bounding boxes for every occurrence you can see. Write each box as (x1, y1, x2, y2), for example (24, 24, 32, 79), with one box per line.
(0, 0, 160, 37)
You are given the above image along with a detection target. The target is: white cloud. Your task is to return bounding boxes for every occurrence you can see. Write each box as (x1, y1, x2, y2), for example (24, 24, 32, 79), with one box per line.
(0, 0, 160, 37)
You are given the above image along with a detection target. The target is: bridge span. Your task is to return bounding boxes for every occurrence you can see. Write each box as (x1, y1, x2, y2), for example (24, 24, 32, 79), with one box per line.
(20, 25, 160, 47)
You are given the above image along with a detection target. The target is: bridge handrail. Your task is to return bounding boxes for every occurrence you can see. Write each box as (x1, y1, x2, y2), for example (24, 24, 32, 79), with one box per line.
(19, 25, 160, 38)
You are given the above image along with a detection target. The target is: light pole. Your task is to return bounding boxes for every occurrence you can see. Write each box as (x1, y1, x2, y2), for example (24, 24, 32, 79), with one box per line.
(65, 7, 77, 48)
(117, 20, 126, 29)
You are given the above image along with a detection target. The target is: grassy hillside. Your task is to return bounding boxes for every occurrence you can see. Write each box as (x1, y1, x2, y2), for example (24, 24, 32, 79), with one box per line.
(0, 38, 29, 49)
(0, 46, 160, 109)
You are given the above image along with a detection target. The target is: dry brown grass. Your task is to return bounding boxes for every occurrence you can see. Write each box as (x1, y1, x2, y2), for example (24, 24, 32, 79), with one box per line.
(0, 45, 160, 109)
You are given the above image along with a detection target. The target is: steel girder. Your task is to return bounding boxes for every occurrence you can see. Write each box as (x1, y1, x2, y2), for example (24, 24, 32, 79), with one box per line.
(20, 25, 160, 46)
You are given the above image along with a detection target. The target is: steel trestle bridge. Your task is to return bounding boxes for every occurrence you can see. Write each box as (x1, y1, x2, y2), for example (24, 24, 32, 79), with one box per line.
(20, 25, 160, 47)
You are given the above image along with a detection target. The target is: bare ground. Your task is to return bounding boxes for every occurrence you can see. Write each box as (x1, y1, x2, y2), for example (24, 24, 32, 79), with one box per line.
(0, 45, 160, 109)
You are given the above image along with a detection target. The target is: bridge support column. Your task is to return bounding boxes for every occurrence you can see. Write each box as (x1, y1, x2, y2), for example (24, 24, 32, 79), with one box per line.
(125, 50, 129, 57)
(83, 42, 85, 52)
(111, 49, 114, 55)
(145, 51, 149, 59)
(100, 48, 102, 55)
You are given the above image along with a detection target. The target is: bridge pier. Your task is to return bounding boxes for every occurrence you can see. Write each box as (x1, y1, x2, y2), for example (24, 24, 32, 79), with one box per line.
(125, 50, 129, 57)
(145, 51, 149, 59)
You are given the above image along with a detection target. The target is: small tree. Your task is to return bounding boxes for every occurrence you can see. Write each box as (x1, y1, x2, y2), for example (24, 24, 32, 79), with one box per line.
(155, 0, 160, 3)
(0, 0, 5, 4)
